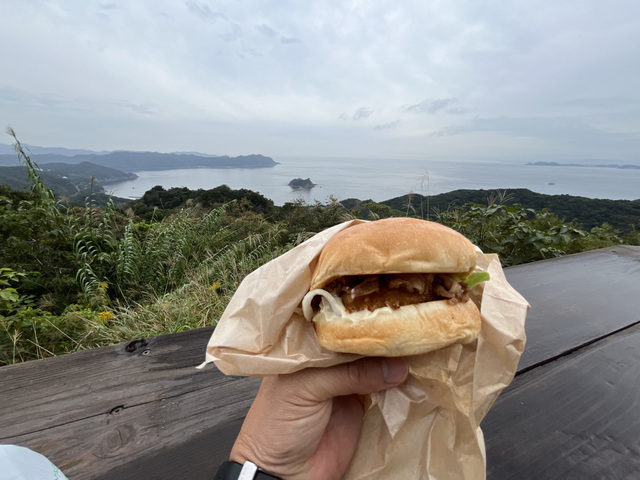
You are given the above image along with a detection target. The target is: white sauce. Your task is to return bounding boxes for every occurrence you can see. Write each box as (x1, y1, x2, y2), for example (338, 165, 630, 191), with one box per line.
(301, 288, 396, 323)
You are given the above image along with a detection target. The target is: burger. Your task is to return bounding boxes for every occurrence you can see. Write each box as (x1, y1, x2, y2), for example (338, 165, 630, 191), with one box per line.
(301, 218, 489, 356)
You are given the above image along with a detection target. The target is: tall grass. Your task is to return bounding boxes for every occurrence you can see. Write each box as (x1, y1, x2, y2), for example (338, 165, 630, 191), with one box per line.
(69, 203, 292, 348)
(1, 204, 290, 364)
(84, 225, 291, 345)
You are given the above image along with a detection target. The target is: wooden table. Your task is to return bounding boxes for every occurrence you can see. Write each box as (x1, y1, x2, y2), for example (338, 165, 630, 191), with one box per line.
(482, 245, 640, 479)
(1, 246, 639, 479)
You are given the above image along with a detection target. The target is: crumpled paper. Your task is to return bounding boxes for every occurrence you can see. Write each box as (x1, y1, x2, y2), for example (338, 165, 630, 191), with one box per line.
(201, 219, 529, 479)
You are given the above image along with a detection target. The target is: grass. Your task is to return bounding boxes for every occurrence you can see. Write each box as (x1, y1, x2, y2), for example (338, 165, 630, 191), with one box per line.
(1, 228, 291, 364)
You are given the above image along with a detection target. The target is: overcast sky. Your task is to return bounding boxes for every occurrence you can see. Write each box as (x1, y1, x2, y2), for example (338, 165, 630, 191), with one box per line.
(1, 0, 639, 161)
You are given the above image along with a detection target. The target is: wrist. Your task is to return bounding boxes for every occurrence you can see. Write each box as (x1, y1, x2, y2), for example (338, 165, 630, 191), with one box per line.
(214, 460, 282, 480)
(230, 437, 267, 472)
(229, 439, 284, 479)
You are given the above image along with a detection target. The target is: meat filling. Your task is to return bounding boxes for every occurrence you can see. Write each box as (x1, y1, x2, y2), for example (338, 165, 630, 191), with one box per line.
(323, 273, 469, 313)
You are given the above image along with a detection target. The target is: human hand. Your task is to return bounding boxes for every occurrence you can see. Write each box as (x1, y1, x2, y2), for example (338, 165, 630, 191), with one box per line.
(230, 357, 409, 480)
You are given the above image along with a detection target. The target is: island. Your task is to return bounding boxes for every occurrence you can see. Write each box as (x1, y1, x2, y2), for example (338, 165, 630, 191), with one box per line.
(527, 161, 640, 170)
(288, 178, 316, 191)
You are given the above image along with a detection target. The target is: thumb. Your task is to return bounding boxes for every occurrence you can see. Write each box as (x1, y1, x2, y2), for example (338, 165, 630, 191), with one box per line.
(293, 357, 409, 402)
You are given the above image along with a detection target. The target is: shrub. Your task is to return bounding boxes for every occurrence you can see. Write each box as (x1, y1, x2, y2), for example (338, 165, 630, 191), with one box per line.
(436, 203, 587, 266)
(567, 223, 624, 253)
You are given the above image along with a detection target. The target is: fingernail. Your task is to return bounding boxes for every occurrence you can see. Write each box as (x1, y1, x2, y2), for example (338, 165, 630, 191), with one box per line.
(382, 359, 408, 384)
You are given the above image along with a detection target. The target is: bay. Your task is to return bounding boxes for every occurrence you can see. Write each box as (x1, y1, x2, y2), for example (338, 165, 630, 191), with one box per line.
(106, 157, 640, 205)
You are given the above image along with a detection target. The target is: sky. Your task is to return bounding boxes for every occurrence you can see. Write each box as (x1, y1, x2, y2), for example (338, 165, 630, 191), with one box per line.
(1, 0, 640, 161)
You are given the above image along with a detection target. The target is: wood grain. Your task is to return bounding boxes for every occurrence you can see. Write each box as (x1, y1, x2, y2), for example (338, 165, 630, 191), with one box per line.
(504, 245, 640, 372)
(0, 327, 260, 479)
(483, 323, 640, 479)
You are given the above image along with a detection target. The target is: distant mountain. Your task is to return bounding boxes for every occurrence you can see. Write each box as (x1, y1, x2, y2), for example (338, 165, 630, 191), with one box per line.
(0, 151, 277, 171)
(0, 161, 137, 197)
(171, 151, 220, 157)
(0, 166, 82, 197)
(0, 143, 111, 156)
(527, 161, 640, 170)
(40, 162, 138, 184)
(0, 142, 219, 157)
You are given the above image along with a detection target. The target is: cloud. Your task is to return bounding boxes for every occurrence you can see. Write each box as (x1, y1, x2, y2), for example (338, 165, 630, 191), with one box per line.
(374, 120, 401, 130)
(254, 24, 301, 45)
(434, 116, 589, 139)
(239, 48, 262, 58)
(340, 107, 375, 121)
(220, 23, 243, 42)
(445, 107, 470, 115)
(0, 86, 87, 112)
(432, 116, 640, 153)
(351, 107, 374, 121)
(2, 1, 640, 160)
(554, 97, 640, 109)
(281, 37, 303, 45)
(256, 24, 277, 38)
(430, 115, 640, 159)
(185, 1, 225, 22)
(404, 98, 457, 114)
(116, 102, 157, 115)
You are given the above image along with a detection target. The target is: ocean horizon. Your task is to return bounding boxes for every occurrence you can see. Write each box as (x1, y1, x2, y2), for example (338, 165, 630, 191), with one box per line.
(106, 156, 640, 205)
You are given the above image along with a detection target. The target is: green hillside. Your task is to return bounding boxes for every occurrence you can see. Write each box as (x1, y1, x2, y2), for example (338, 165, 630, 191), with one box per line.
(374, 189, 640, 233)
(0, 162, 135, 206)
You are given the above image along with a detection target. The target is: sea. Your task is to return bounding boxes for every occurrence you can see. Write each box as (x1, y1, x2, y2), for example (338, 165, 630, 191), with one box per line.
(106, 157, 640, 206)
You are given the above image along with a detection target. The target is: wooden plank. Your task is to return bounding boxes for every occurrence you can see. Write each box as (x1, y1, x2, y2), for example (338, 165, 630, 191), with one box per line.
(482, 323, 640, 479)
(0, 327, 260, 479)
(503, 245, 640, 371)
(1, 327, 215, 433)
(95, 416, 246, 480)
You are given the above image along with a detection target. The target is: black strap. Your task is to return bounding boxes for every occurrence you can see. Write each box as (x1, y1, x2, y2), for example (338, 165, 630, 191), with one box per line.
(214, 461, 282, 480)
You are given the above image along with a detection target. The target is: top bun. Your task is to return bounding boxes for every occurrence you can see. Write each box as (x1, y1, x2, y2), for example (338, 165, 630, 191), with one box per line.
(311, 218, 477, 290)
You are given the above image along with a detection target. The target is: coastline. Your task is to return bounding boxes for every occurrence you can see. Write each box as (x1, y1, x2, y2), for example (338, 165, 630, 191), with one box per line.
(106, 158, 640, 205)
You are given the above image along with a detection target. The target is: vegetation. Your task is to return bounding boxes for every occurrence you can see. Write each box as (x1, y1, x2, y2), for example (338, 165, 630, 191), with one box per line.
(127, 184, 276, 220)
(1, 131, 638, 365)
(0, 162, 133, 208)
(378, 189, 640, 233)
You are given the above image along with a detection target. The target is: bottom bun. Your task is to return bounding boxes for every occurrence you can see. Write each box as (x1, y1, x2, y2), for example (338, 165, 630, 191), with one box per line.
(313, 299, 481, 357)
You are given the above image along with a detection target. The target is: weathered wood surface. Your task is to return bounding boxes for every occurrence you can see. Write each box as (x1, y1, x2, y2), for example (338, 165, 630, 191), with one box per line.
(503, 245, 640, 372)
(0, 327, 260, 479)
(1, 246, 639, 479)
(483, 245, 640, 478)
(483, 323, 640, 479)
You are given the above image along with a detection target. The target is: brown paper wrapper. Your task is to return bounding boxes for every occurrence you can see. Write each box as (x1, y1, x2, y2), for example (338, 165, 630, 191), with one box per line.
(202, 219, 529, 479)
